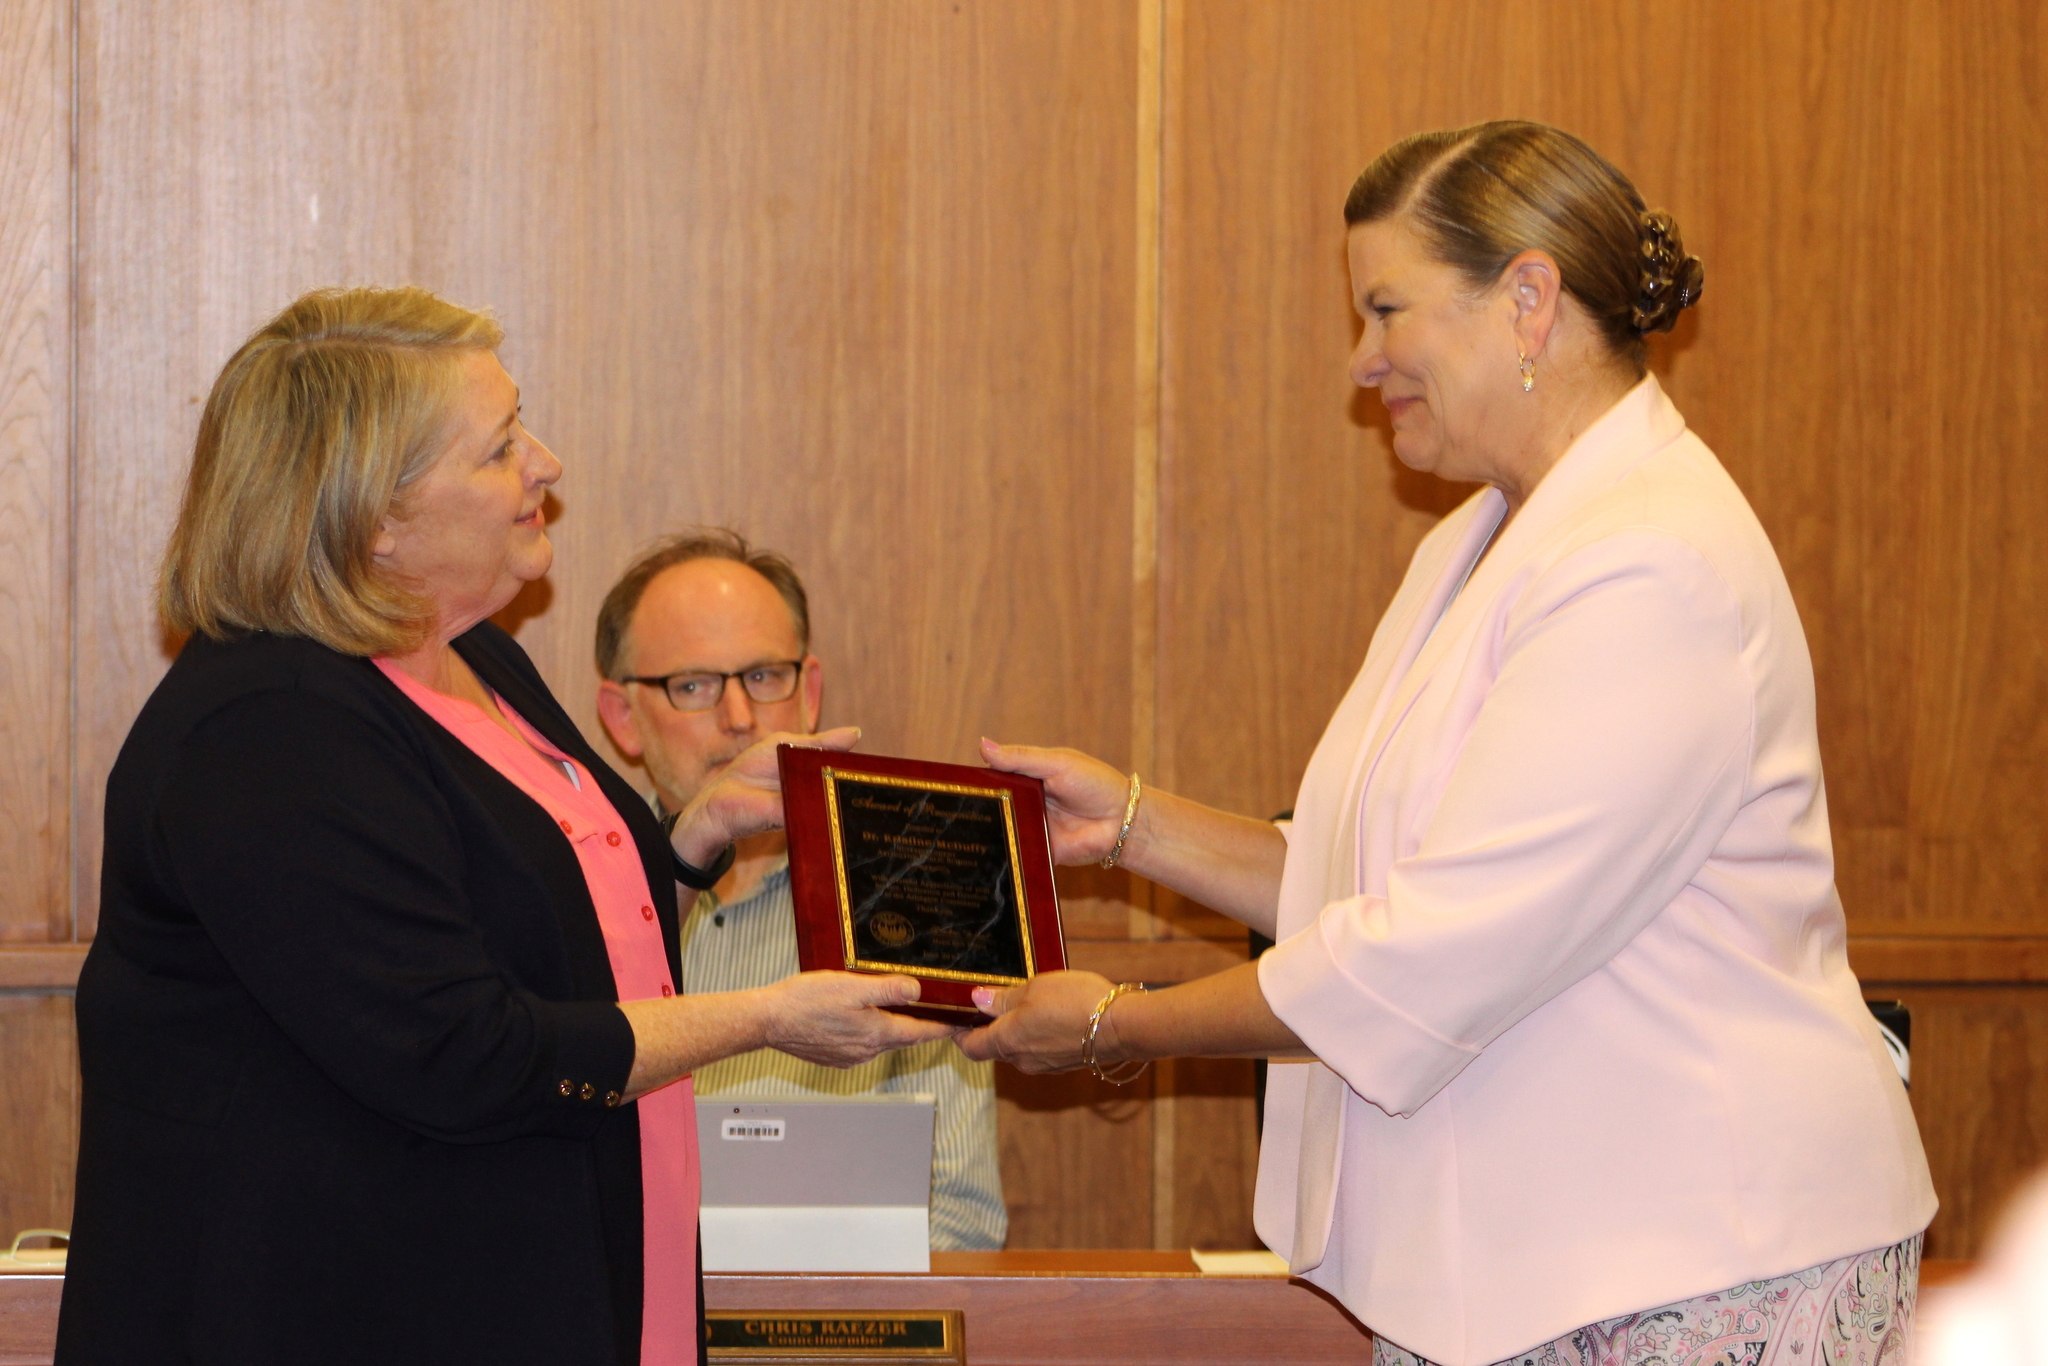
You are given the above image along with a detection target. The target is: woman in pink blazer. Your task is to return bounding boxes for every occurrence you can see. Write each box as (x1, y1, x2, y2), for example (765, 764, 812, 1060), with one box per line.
(963, 121, 1935, 1366)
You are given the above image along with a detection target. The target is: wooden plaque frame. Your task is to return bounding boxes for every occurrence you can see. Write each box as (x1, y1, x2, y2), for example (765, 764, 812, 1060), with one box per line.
(776, 746, 1066, 1021)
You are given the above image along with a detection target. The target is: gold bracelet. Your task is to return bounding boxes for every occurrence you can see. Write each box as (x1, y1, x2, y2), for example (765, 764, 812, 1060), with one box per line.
(1099, 771, 1143, 869)
(1082, 981, 1150, 1085)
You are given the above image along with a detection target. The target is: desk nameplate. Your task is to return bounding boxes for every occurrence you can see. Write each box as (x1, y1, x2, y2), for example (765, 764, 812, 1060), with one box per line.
(705, 1308, 964, 1364)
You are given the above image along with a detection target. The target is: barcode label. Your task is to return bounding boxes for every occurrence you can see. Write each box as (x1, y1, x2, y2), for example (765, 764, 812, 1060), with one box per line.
(720, 1117, 786, 1141)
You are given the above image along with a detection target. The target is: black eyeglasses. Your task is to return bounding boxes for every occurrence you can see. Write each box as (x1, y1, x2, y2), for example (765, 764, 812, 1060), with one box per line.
(619, 660, 804, 713)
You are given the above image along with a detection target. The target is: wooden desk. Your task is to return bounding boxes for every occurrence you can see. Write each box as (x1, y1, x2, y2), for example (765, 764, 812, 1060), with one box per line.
(709, 1251, 1371, 1363)
(0, 1253, 1366, 1365)
(0, 1270, 60, 1366)
(0, 1256, 1976, 1365)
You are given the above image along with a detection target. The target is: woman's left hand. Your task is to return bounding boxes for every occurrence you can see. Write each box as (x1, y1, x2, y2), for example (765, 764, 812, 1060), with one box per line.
(955, 970, 1117, 1073)
(669, 725, 861, 865)
(978, 739, 1135, 867)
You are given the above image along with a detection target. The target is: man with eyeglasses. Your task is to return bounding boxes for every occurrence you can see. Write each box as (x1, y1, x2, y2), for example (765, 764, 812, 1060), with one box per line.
(594, 528, 1007, 1251)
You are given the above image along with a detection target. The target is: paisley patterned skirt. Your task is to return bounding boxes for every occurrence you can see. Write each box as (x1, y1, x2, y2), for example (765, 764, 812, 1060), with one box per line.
(1372, 1234, 1920, 1366)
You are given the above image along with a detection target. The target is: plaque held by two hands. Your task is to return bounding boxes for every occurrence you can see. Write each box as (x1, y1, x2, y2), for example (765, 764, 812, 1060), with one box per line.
(776, 746, 1068, 1021)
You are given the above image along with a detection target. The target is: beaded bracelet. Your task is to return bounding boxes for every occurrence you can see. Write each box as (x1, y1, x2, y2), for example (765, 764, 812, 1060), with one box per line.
(1082, 981, 1150, 1085)
(1099, 771, 1143, 869)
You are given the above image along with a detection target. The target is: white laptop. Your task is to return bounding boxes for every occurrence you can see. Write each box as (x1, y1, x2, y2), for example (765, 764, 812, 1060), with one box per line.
(695, 1095, 935, 1273)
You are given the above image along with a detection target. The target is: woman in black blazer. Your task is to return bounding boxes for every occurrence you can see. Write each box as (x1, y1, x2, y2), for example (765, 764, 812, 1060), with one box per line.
(56, 287, 950, 1366)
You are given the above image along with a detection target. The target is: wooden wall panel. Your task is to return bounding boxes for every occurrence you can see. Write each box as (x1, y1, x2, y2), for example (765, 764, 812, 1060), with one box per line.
(0, 998, 78, 1250)
(0, 0, 71, 943)
(1153, 1057, 1261, 1249)
(1162, 0, 1448, 834)
(1861, 985, 2048, 1259)
(1642, 0, 2048, 935)
(0, 0, 79, 1266)
(72, 2, 449, 935)
(998, 1073, 1158, 1249)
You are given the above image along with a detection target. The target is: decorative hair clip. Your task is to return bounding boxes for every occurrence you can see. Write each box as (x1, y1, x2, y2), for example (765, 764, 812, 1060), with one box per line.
(1633, 211, 1700, 332)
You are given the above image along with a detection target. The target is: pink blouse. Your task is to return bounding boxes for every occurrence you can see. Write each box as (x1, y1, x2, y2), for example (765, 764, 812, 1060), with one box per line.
(376, 659, 699, 1366)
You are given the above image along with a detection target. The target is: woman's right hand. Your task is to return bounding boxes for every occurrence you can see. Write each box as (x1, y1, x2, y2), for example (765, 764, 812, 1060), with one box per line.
(955, 969, 1116, 1072)
(760, 971, 960, 1067)
(979, 738, 1135, 866)
(668, 725, 861, 866)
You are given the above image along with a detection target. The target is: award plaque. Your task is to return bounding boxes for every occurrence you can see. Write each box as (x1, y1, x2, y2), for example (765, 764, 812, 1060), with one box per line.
(777, 746, 1066, 1020)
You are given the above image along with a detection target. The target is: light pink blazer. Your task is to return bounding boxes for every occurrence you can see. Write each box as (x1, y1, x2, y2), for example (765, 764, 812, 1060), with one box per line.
(1255, 378, 1935, 1365)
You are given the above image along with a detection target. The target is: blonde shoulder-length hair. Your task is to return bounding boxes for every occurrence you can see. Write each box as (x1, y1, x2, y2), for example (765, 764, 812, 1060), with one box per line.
(159, 285, 504, 655)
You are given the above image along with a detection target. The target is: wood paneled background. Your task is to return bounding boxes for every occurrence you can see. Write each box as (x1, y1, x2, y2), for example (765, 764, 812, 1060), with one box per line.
(3, 0, 2042, 1265)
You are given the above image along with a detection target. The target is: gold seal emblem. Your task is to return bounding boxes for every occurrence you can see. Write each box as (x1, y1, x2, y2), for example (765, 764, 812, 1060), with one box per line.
(869, 910, 916, 948)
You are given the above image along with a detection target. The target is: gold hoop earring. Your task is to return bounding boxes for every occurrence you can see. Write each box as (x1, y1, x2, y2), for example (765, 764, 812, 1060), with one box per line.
(1518, 352, 1536, 393)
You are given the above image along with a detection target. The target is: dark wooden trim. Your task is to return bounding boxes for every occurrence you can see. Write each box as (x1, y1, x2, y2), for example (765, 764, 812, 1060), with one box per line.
(0, 946, 85, 991)
(1849, 936, 2048, 986)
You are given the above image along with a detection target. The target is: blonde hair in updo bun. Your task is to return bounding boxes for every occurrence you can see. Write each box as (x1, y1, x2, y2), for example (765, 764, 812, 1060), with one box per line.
(1344, 120, 1703, 374)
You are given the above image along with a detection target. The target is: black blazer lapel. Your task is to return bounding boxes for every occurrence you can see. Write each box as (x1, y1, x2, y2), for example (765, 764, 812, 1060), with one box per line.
(456, 625, 684, 979)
